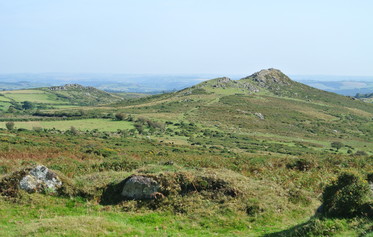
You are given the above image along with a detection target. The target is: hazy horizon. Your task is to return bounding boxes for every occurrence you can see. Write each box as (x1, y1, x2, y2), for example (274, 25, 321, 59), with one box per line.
(0, 71, 372, 96)
(0, 72, 372, 82)
(1, 1, 373, 76)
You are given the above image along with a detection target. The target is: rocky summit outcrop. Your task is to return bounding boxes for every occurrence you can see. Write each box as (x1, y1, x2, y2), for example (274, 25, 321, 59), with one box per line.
(245, 68, 292, 86)
(49, 84, 94, 91)
(19, 165, 62, 193)
(185, 68, 295, 95)
(215, 77, 232, 84)
(121, 175, 159, 200)
(210, 77, 233, 88)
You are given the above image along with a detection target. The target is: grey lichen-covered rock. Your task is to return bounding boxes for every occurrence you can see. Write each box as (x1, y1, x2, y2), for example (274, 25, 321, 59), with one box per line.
(19, 165, 62, 193)
(121, 175, 159, 200)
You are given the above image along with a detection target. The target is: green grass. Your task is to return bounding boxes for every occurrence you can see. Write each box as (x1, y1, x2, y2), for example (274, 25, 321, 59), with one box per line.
(49, 105, 82, 109)
(0, 195, 271, 236)
(0, 102, 10, 110)
(1, 90, 69, 104)
(0, 96, 12, 102)
(0, 119, 134, 131)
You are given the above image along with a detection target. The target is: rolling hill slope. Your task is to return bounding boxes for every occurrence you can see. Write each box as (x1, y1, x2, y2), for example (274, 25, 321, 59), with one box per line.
(0, 69, 372, 236)
(114, 69, 373, 154)
(0, 84, 123, 111)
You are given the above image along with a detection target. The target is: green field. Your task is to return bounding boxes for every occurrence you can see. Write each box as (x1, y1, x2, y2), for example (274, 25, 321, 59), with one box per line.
(0, 119, 134, 131)
(1, 90, 69, 104)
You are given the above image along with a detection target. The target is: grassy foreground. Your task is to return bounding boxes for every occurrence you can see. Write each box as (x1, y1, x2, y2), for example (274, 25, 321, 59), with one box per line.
(0, 129, 371, 236)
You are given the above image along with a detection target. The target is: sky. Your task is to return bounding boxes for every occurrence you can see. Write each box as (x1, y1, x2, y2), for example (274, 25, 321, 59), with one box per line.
(0, 0, 373, 76)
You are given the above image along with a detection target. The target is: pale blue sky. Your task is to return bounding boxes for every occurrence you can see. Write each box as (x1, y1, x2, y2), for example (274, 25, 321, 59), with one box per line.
(1, 0, 372, 76)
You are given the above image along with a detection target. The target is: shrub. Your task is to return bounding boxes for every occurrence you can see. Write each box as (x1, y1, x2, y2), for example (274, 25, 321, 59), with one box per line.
(355, 150, 368, 156)
(331, 141, 344, 151)
(33, 126, 43, 132)
(115, 113, 126, 121)
(367, 172, 373, 183)
(245, 198, 263, 216)
(134, 123, 144, 134)
(70, 126, 79, 135)
(5, 121, 15, 131)
(321, 172, 371, 218)
(0, 165, 8, 174)
(359, 201, 373, 217)
(286, 158, 314, 171)
(94, 159, 139, 171)
(288, 218, 349, 237)
(93, 148, 117, 158)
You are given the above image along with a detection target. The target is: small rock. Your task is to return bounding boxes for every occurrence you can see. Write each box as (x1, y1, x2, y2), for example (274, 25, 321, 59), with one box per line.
(164, 161, 174, 166)
(254, 112, 265, 120)
(121, 175, 160, 200)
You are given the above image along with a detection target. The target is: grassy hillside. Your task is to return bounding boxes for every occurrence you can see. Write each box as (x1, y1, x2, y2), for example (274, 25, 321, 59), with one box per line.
(0, 69, 372, 236)
(0, 84, 123, 111)
(109, 69, 373, 155)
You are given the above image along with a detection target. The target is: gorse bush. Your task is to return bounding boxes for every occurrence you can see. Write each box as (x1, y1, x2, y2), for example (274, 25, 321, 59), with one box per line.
(322, 172, 371, 218)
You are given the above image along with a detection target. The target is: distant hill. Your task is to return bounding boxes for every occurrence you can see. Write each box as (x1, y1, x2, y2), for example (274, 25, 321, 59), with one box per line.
(44, 84, 123, 105)
(293, 77, 373, 96)
(1, 73, 372, 96)
(0, 73, 212, 93)
(0, 84, 123, 111)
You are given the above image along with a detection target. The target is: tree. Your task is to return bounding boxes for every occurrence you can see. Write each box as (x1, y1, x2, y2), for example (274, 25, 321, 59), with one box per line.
(5, 121, 15, 131)
(22, 101, 35, 110)
(331, 141, 344, 151)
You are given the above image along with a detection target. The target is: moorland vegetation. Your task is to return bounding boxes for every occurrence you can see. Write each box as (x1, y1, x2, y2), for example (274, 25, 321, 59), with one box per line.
(0, 69, 372, 236)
